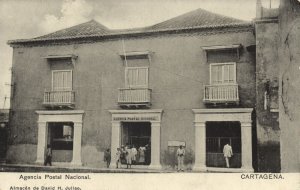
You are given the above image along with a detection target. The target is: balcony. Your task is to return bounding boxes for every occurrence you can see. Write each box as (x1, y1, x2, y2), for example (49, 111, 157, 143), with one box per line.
(203, 84, 239, 105)
(118, 88, 151, 108)
(43, 91, 75, 108)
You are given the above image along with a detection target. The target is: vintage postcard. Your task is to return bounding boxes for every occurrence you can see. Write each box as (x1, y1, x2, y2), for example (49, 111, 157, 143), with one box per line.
(0, 0, 299, 189)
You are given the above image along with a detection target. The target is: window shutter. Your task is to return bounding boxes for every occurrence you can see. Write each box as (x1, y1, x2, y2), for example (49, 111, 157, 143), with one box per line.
(52, 70, 72, 91)
(211, 65, 218, 84)
(126, 67, 148, 88)
(228, 64, 235, 83)
(211, 65, 222, 84)
(210, 63, 235, 84)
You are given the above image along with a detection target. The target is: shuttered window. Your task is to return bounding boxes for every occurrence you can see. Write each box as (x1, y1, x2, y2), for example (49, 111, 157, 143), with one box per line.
(210, 63, 236, 84)
(52, 70, 72, 91)
(125, 67, 148, 88)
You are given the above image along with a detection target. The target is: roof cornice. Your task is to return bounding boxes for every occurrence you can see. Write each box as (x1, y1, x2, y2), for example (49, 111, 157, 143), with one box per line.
(7, 22, 253, 47)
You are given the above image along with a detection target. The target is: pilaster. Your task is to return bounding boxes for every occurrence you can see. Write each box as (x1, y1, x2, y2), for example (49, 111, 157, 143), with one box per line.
(36, 122, 47, 164)
(71, 122, 83, 166)
(193, 122, 207, 171)
(148, 121, 162, 170)
(110, 121, 121, 168)
(240, 122, 254, 172)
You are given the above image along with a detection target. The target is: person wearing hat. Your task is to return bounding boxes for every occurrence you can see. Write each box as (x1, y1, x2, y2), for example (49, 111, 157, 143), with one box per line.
(176, 145, 185, 171)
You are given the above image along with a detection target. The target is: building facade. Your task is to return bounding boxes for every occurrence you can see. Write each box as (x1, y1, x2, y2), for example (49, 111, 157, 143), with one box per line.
(278, 0, 300, 172)
(6, 6, 288, 172)
(254, 0, 300, 173)
(255, 0, 281, 172)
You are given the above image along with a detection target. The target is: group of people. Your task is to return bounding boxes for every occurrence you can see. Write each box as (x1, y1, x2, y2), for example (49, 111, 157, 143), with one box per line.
(45, 142, 234, 170)
(114, 144, 151, 169)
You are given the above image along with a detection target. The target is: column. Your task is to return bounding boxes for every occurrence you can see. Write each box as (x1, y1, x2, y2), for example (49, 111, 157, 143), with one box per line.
(110, 121, 121, 168)
(241, 122, 254, 172)
(36, 122, 47, 164)
(193, 122, 207, 171)
(148, 121, 162, 170)
(71, 122, 83, 166)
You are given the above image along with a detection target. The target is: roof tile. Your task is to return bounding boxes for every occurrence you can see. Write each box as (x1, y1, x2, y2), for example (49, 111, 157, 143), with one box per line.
(35, 20, 109, 39)
(148, 8, 247, 30)
(9, 8, 252, 44)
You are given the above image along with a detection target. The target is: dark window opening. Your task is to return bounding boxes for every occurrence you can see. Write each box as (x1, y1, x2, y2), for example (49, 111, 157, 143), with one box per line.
(206, 121, 241, 168)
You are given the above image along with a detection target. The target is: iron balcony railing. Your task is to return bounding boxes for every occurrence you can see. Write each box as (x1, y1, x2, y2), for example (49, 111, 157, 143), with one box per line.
(203, 84, 239, 104)
(118, 88, 151, 107)
(43, 90, 75, 107)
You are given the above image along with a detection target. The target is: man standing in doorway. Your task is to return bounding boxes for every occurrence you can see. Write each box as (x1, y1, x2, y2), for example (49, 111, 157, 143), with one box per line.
(115, 148, 122, 169)
(145, 144, 151, 165)
(131, 145, 137, 164)
(125, 144, 132, 169)
(176, 145, 185, 171)
(223, 142, 233, 168)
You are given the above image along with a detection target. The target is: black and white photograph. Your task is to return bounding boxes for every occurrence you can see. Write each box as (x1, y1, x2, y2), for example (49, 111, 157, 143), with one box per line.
(0, 0, 299, 189)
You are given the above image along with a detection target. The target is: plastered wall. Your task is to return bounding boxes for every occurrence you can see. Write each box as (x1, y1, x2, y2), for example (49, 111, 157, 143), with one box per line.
(7, 30, 256, 167)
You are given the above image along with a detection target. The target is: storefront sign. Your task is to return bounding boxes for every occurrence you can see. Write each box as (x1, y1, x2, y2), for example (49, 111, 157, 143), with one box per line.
(113, 115, 159, 121)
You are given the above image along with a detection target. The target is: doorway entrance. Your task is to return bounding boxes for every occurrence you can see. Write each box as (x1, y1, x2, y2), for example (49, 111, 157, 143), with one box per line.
(206, 121, 241, 168)
(0, 126, 7, 162)
(47, 122, 74, 162)
(121, 122, 151, 165)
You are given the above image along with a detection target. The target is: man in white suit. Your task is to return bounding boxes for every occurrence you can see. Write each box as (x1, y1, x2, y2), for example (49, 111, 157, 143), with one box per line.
(176, 145, 185, 171)
(223, 142, 233, 168)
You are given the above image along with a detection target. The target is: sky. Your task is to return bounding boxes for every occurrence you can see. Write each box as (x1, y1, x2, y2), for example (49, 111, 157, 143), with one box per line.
(0, 0, 280, 109)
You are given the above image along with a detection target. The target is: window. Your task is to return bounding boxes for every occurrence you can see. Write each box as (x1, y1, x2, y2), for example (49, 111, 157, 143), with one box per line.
(125, 67, 148, 88)
(52, 70, 72, 91)
(48, 122, 74, 150)
(210, 63, 236, 84)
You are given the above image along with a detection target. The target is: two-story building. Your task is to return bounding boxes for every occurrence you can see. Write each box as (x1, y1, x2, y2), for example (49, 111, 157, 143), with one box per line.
(6, 7, 278, 172)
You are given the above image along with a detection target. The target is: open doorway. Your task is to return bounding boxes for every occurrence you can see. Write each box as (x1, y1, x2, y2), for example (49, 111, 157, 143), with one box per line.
(0, 125, 7, 162)
(47, 122, 74, 162)
(121, 122, 151, 165)
(206, 121, 241, 168)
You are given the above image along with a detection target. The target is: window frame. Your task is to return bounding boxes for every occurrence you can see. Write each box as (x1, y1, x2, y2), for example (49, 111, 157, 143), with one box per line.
(125, 66, 149, 88)
(209, 62, 236, 85)
(51, 69, 73, 91)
